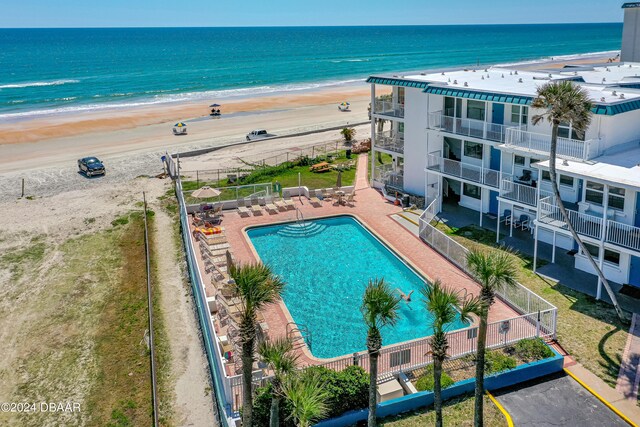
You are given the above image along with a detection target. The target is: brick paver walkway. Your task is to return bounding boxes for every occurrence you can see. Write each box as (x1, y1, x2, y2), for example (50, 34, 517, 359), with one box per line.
(616, 313, 640, 401)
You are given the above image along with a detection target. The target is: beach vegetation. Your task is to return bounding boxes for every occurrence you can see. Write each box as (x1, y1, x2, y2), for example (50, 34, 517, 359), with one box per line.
(281, 369, 330, 427)
(258, 337, 299, 427)
(532, 81, 625, 323)
(465, 249, 518, 427)
(421, 280, 481, 427)
(229, 262, 285, 427)
(361, 278, 401, 427)
(414, 365, 454, 392)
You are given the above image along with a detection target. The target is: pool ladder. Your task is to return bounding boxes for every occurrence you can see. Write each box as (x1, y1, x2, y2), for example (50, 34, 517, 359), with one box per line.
(295, 207, 308, 233)
(286, 321, 312, 352)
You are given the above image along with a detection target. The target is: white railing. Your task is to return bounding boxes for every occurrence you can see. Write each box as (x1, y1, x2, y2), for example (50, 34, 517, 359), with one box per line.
(374, 131, 404, 153)
(374, 164, 404, 190)
(427, 153, 502, 188)
(607, 220, 640, 251)
(374, 100, 405, 118)
(427, 111, 515, 143)
(418, 203, 557, 331)
(538, 196, 640, 251)
(505, 128, 598, 161)
(500, 179, 538, 206)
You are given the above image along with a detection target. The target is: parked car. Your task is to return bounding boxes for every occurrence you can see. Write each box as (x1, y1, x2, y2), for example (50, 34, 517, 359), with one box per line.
(78, 157, 106, 177)
(246, 129, 272, 141)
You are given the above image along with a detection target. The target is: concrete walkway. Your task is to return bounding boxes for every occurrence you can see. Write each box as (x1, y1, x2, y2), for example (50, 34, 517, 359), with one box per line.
(616, 313, 640, 402)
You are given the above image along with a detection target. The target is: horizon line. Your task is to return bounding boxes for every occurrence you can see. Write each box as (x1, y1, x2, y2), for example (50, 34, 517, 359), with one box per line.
(0, 21, 623, 30)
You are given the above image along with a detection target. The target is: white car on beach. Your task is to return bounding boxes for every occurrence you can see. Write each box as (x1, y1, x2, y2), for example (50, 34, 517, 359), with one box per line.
(246, 129, 272, 141)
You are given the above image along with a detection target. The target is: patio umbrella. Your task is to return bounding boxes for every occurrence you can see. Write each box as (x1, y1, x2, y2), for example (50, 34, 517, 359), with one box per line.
(225, 250, 235, 271)
(174, 122, 187, 127)
(336, 170, 342, 188)
(209, 103, 221, 107)
(191, 186, 221, 198)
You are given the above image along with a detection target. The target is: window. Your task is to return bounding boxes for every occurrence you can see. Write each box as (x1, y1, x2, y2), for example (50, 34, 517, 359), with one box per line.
(559, 175, 574, 187)
(530, 158, 541, 165)
(609, 186, 625, 211)
(514, 155, 525, 166)
(604, 249, 620, 266)
(510, 105, 528, 125)
(585, 181, 604, 205)
(463, 183, 481, 199)
(464, 141, 483, 159)
(467, 100, 486, 121)
(542, 171, 551, 181)
(582, 243, 600, 258)
(558, 121, 585, 141)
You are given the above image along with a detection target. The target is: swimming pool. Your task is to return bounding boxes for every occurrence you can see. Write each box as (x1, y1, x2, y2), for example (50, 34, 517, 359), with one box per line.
(246, 216, 468, 359)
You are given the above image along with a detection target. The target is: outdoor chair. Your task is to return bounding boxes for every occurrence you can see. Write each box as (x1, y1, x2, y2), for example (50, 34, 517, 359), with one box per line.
(273, 196, 288, 211)
(345, 192, 355, 206)
(501, 209, 513, 226)
(264, 196, 279, 215)
(321, 188, 333, 201)
(516, 214, 530, 230)
(236, 199, 251, 217)
(250, 198, 263, 215)
(309, 190, 322, 207)
(282, 193, 296, 210)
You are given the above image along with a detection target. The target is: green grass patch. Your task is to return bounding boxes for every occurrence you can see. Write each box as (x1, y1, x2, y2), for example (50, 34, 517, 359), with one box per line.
(415, 364, 455, 392)
(513, 338, 555, 363)
(0, 238, 47, 280)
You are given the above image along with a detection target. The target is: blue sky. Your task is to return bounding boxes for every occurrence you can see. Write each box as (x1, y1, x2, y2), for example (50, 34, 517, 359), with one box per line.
(1, 0, 626, 28)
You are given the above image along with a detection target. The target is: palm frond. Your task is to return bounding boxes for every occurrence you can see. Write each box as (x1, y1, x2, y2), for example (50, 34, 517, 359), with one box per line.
(230, 262, 285, 313)
(361, 278, 401, 330)
(466, 249, 518, 302)
(282, 370, 330, 427)
(258, 337, 298, 378)
(532, 80, 593, 134)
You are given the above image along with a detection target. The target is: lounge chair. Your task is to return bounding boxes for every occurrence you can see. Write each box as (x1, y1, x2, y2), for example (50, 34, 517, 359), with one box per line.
(264, 196, 279, 215)
(249, 198, 262, 215)
(237, 199, 251, 217)
(345, 192, 355, 206)
(309, 190, 322, 207)
(273, 196, 288, 211)
(322, 188, 333, 202)
(501, 209, 513, 226)
(282, 193, 295, 210)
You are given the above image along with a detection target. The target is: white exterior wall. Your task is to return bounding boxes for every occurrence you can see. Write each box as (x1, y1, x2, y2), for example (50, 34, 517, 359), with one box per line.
(595, 111, 640, 154)
(622, 6, 640, 62)
(402, 87, 429, 196)
(575, 251, 630, 285)
(537, 228, 574, 251)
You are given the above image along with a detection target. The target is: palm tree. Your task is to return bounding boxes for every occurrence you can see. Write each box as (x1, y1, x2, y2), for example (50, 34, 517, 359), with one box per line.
(361, 278, 401, 427)
(229, 263, 285, 427)
(422, 280, 481, 427)
(258, 337, 299, 427)
(281, 370, 330, 427)
(341, 127, 356, 144)
(532, 81, 625, 322)
(465, 249, 517, 427)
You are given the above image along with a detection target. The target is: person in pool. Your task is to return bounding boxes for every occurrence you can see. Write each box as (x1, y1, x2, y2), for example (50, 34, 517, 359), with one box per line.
(395, 289, 414, 304)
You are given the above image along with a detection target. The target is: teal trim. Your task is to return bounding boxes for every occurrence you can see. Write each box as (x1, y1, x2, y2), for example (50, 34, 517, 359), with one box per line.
(622, 2, 640, 8)
(366, 76, 430, 89)
(592, 100, 640, 115)
(423, 86, 533, 105)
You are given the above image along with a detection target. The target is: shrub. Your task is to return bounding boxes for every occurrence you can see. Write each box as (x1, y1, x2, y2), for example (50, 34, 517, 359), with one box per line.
(414, 364, 455, 391)
(513, 338, 554, 362)
(251, 365, 369, 425)
(485, 350, 517, 374)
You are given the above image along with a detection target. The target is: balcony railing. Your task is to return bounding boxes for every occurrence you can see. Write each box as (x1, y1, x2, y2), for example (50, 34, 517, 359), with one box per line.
(500, 179, 538, 206)
(427, 111, 514, 143)
(505, 128, 599, 161)
(374, 131, 404, 154)
(426, 153, 502, 188)
(538, 196, 640, 251)
(374, 164, 404, 190)
(374, 101, 404, 118)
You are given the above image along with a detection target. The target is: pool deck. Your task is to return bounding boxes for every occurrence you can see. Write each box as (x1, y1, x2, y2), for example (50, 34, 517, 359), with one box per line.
(191, 154, 522, 373)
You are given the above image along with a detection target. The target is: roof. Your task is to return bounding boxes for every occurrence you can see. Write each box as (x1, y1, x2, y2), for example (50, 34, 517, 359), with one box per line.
(536, 144, 640, 189)
(423, 86, 532, 104)
(622, 2, 640, 8)
(366, 76, 430, 89)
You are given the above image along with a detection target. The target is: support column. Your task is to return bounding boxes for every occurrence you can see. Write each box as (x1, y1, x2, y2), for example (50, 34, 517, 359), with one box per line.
(510, 203, 514, 238)
(480, 190, 484, 228)
(496, 198, 501, 243)
(596, 184, 610, 300)
(552, 230, 556, 264)
(533, 224, 539, 273)
(370, 83, 376, 186)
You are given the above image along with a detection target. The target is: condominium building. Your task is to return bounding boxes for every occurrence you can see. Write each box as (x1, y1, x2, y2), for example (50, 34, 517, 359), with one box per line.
(368, 63, 640, 299)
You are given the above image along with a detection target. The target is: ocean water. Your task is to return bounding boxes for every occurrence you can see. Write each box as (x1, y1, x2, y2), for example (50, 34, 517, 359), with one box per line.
(246, 216, 468, 359)
(0, 24, 622, 122)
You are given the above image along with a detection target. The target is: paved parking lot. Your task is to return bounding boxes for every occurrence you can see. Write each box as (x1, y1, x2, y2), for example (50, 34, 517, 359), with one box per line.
(493, 372, 628, 427)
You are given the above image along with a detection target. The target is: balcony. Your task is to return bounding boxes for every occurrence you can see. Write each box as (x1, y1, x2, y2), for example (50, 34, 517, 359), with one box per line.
(374, 101, 404, 119)
(374, 164, 404, 190)
(505, 128, 599, 161)
(427, 111, 513, 143)
(500, 179, 538, 206)
(538, 196, 640, 251)
(426, 154, 501, 188)
(374, 131, 404, 154)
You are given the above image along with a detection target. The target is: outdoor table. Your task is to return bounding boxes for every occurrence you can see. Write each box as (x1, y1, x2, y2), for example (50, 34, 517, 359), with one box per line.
(335, 190, 346, 205)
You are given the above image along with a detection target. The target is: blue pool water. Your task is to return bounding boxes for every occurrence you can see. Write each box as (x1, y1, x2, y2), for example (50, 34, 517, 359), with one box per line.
(246, 216, 468, 359)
